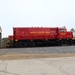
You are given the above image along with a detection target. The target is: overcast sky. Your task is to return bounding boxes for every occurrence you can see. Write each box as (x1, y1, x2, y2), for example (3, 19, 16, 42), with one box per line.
(0, 0, 75, 38)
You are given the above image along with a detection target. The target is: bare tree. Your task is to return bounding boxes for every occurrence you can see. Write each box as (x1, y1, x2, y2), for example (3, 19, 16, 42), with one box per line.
(70, 28, 75, 31)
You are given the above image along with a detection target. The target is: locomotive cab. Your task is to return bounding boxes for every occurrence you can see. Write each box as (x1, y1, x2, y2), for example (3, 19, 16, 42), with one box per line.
(58, 27, 67, 39)
(56, 27, 73, 45)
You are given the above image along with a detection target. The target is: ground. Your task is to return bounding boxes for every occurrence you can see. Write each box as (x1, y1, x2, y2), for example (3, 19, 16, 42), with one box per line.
(0, 54, 75, 60)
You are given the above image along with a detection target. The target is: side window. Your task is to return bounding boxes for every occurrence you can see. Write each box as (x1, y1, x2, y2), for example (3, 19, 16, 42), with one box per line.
(60, 29, 65, 32)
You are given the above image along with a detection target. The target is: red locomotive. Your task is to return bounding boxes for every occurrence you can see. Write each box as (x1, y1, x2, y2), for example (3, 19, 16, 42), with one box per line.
(7, 27, 73, 47)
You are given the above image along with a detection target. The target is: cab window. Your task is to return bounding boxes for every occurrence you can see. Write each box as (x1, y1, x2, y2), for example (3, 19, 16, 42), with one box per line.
(60, 29, 66, 32)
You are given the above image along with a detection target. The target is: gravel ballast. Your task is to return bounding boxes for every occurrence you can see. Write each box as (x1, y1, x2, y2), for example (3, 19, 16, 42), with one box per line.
(0, 46, 75, 55)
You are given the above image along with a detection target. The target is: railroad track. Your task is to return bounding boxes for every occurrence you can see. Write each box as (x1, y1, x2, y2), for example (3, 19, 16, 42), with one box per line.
(0, 46, 75, 55)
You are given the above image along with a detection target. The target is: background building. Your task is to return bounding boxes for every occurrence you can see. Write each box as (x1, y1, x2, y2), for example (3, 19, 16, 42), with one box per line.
(71, 28, 75, 38)
(0, 26, 2, 48)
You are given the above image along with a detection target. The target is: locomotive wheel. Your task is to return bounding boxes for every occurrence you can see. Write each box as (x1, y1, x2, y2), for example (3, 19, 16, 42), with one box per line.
(31, 42, 36, 47)
(65, 39, 73, 46)
(69, 39, 73, 45)
(56, 40, 62, 46)
(65, 40, 69, 45)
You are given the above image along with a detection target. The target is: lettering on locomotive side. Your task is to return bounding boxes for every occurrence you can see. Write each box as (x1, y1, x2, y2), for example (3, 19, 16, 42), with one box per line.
(30, 32, 50, 34)
(30, 32, 37, 33)
(45, 32, 50, 34)
(38, 32, 44, 33)
(60, 33, 66, 35)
